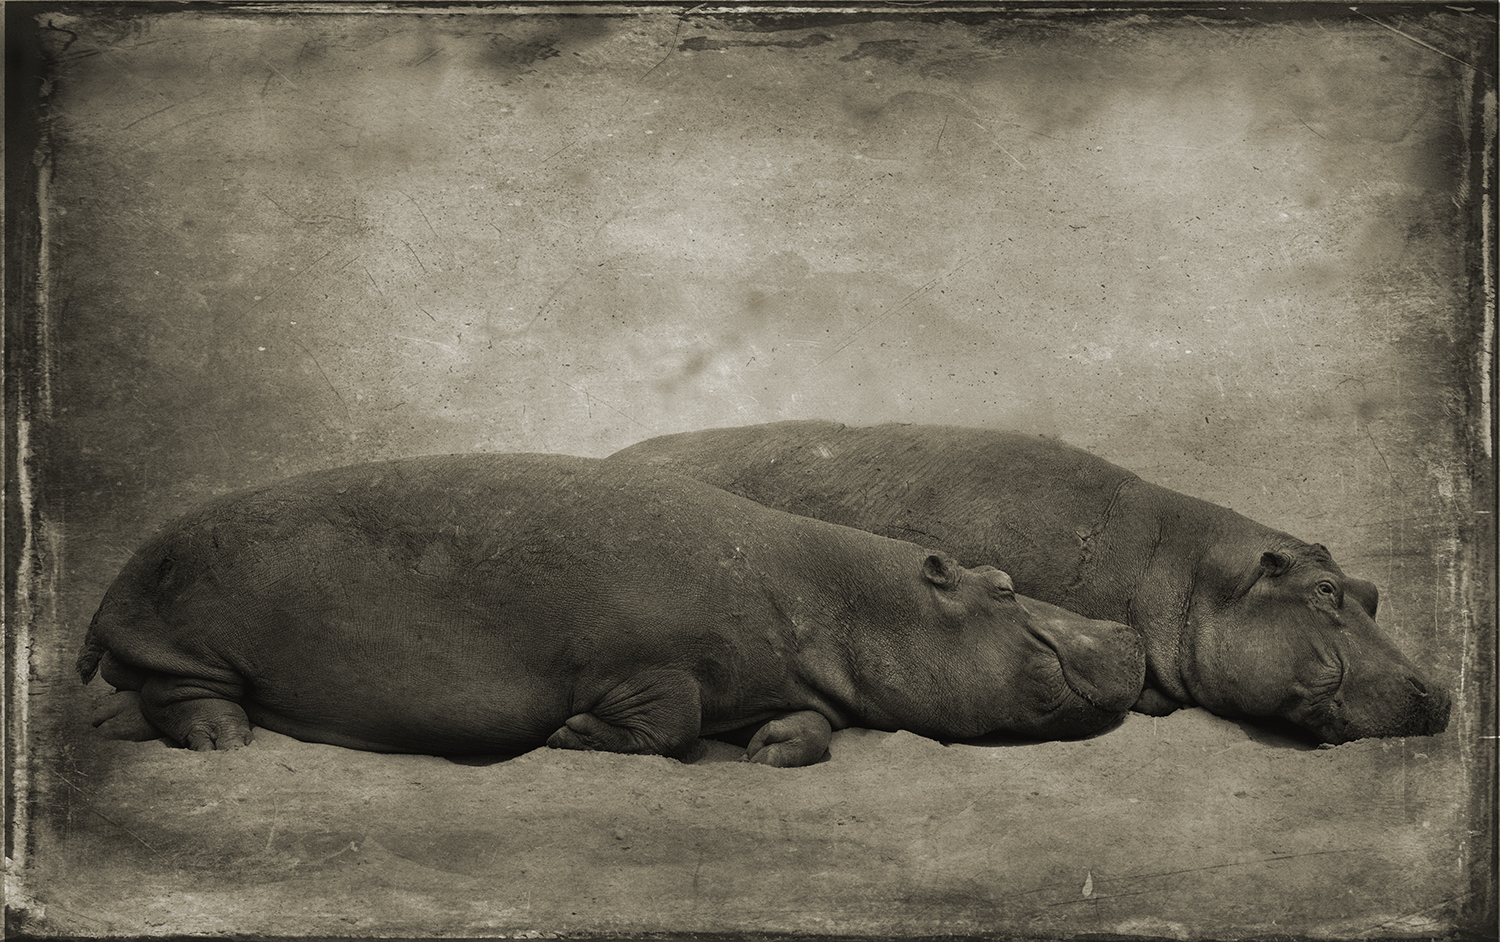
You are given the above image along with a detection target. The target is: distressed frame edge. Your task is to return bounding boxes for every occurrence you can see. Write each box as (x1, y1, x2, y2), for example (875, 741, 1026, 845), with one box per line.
(1, 1, 1496, 940)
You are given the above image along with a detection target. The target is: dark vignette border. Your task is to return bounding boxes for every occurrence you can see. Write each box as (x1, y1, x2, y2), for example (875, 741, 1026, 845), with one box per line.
(1, 2, 1495, 941)
(5, 0, 48, 884)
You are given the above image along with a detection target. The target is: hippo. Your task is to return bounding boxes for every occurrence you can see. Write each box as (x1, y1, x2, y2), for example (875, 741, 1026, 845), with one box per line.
(609, 421, 1452, 744)
(76, 453, 1145, 767)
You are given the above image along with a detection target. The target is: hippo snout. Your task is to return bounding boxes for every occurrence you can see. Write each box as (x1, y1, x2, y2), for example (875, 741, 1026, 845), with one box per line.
(1314, 669, 1452, 744)
(1401, 675, 1452, 733)
(1385, 673, 1452, 738)
(1019, 597, 1147, 718)
(1050, 618, 1148, 714)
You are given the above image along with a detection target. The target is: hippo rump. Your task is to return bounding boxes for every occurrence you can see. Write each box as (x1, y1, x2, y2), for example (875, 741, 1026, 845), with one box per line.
(76, 453, 1145, 767)
(609, 421, 1452, 744)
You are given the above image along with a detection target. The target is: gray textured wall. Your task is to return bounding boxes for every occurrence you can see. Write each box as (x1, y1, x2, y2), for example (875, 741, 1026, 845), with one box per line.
(15, 5, 1494, 938)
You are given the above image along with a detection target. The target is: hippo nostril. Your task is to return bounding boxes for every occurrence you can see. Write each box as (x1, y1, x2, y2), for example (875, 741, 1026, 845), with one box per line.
(1406, 676, 1428, 697)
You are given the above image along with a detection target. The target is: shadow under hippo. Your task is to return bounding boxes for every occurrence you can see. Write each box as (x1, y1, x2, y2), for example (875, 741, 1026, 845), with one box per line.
(77, 453, 1144, 766)
(609, 420, 1452, 745)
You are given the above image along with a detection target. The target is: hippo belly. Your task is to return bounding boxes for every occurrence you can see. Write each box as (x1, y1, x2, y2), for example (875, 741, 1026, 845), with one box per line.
(78, 452, 1145, 766)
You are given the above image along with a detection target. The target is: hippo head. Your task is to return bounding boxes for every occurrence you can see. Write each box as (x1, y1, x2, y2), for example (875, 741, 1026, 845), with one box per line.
(920, 556, 1145, 740)
(1186, 544, 1450, 743)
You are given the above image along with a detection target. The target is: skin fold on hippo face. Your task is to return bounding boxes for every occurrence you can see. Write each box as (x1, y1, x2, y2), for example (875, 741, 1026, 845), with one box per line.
(1186, 546, 1451, 744)
(919, 557, 1146, 741)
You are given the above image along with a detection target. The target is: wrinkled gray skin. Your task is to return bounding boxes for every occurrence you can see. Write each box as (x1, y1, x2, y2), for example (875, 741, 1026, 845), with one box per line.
(78, 453, 1145, 766)
(610, 421, 1451, 744)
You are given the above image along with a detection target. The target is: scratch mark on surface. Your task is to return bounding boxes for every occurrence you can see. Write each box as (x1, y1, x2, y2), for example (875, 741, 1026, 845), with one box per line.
(90, 808, 163, 858)
(398, 189, 440, 240)
(1364, 428, 1409, 496)
(1124, 847, 1362, 883)
(1112, 752, 1163, 785)
(642, 4, 707, 79)
(402, 240, 429, 275)
(410, 46, 443, 68)
(520, 278, 573, 336)
(1047, 887, 1158, 907)
(1010, 846, 1372, 911)
(397, 334, 455, 352)
(1293, 112, 1327, 139)
(1206, 740, 1252, 759)
(1257, 307, 1286, 376)
(1361, 892, 1472, 933)
(122, 92, 207, 130)
(495, 342, 654, 433)
(289, 338, 350, 417)
(261, 192, 302, 223)
(262, 60, 301, 89)
(542, 141, 577, 162)
(206, 424, 232, 462)
(811, 257, 974, 369)
(1349, 8, 1479, 70)
(234, 249, 334, 318)
(970, 120, 1026, 168)
(1348, 513, 1448, 528)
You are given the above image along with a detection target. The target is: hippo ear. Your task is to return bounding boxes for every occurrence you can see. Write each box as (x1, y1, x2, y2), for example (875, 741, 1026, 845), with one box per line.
(1259, 550, 1294, 578)
(1346, 577, 1379, 618)
(921, 554, 962, 589)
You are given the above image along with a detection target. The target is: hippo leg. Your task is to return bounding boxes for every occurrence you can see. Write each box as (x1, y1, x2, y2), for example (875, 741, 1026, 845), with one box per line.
(743, 711, 833, 768)
(139, 674, 254, 751)
(90, 689, 162, 741)
(546, 668, 702, 761)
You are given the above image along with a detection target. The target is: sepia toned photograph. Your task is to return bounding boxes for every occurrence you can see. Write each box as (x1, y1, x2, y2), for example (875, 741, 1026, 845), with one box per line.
(4, 1, 1495, 939)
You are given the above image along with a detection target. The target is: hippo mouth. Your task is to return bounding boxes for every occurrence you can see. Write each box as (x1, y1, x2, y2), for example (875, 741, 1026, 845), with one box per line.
(1024, 611, 1146, 737)
(1047, 626, 1146, 715)
(1302, 679, 1452, 744)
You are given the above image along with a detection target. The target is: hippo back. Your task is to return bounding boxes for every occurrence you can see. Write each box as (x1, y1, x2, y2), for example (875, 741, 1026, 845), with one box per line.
(610, 420, 1165, 617)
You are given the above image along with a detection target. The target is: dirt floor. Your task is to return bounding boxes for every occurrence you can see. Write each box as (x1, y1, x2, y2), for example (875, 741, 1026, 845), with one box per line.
(19, 676, 1463, 939)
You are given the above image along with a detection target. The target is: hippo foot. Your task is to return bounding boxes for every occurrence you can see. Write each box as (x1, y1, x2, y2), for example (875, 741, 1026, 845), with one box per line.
(90, 689, 162, 742)
(132, 675, 255, 751)
(547, 713, 624, 752)
(743, 711, 832, 768)
(547, 713, 697, 760)
(546, 670, 702, 760)
(182, 717, 254, 752)
(144, 693, 254, 751)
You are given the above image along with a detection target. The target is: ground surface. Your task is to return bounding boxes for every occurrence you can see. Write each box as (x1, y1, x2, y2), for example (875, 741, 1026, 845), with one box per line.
(22, 686, 1462, 939)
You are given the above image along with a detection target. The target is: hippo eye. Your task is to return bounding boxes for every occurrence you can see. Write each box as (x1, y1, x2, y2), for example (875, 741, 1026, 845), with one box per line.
(1316, 581, 1340, 603)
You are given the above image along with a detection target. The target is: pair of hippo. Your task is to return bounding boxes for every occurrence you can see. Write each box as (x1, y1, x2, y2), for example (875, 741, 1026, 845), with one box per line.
(78, 421, 1450, 768)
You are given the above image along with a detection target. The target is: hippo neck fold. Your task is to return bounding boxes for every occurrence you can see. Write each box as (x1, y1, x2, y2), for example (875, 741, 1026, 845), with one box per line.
(748, 527, 966, 733)
(1108, 479, 1300, 707)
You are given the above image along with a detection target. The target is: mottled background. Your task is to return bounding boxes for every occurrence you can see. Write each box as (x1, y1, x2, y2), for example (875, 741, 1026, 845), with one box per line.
(8, 4, 1495, 939)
